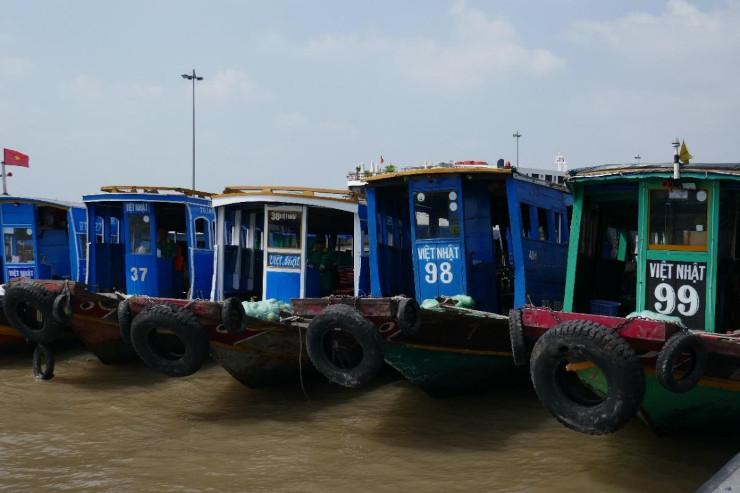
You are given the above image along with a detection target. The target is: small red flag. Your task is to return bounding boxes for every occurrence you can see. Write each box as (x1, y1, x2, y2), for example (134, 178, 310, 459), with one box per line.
(380, 155, 384, 165)
(3, 148, 29, 167)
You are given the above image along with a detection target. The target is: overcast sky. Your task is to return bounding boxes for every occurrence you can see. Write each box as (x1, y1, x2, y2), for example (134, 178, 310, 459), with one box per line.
(1, 0, 738, 200)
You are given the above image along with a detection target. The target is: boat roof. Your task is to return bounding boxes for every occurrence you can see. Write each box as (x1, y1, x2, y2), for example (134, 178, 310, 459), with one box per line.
(0, 196, 84, 211)
(214, 185, 360, 213)
(363, 163, 567, 190)
(570, 163, 740, 183)
(83, 185, 213, 206)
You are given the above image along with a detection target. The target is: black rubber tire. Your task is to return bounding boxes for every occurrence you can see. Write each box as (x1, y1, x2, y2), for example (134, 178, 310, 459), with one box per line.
(129, 304, 209, 377)
(3, 282, 65, 344)
(396, 297, 421, 337)
(221, 297, 247, 334)
(509, 309, 528, 367)
(32, 344, 55, 380)
(52, 293, 72, 325)
(306, 304, 384, 388)
(530, 319, 645, 435)
(117, 299, 133, 344)
(656, 331, 707, 394)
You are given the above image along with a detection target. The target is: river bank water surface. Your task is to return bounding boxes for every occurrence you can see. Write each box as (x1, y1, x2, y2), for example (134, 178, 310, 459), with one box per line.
(0, 348, 736, 492)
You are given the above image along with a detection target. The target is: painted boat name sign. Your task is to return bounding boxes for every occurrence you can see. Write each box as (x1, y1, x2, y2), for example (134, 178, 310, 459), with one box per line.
(646, 260, 707, 328)
(7, 267, 35, 280)
(417, 243, 461, 286)
(267, 252, 301, 270)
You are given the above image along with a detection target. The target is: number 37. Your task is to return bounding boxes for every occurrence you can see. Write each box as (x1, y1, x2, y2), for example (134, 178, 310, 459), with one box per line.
(130, 267, 148, 282)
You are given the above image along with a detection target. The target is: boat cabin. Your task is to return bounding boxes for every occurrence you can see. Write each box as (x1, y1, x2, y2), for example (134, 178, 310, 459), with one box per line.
(0, 197, 86, 284)
(564, 162, 740, 332)
(83, 186, 214, 299)
(363, 163, 572, 312)
(212, 186, 369, 302)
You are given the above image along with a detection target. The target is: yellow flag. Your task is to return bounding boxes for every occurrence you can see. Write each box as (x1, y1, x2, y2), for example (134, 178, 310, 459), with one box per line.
(679, 140, 693, 164)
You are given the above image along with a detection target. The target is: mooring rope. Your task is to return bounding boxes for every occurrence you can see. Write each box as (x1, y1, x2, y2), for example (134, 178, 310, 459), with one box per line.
(297, 325, 309, 400)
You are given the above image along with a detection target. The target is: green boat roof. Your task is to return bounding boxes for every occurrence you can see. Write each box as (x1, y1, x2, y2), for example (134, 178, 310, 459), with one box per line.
(569, 163, 740, 183)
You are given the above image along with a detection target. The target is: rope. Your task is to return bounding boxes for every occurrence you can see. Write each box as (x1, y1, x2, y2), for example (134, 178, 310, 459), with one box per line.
(297, 326, 309, 399)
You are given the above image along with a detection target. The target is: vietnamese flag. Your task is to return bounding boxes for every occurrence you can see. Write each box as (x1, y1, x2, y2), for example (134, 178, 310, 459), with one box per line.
(3, 148, 29, 167)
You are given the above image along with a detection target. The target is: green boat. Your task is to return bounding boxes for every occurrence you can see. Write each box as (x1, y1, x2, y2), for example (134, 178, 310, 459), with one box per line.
(517, 146, 740, 434)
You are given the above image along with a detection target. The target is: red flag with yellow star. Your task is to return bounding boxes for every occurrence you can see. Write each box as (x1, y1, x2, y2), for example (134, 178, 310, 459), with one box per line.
(3, 148, 29, 167)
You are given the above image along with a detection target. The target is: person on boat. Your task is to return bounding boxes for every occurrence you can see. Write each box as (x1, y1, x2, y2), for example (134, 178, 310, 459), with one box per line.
(307, 240, 338, 295)
(156, 228, 177, 259)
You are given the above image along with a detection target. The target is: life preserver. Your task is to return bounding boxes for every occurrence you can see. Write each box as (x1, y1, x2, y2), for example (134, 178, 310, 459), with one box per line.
(529, 319, 645, 435)
(117, 298, 133, 344)
(129, 304, 209, 377)
(221, 297, 248, 334)
(656, 331, 707, 394)
(32, 343, 55, 380)
(306, 304, 384, 388)
(508, 309, 528, 366)
(3, 281, 66, 344)
(396, 297, 421, 337)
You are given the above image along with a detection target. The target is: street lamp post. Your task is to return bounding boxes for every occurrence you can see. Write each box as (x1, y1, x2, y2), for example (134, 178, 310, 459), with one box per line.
(512, 131, 522, 167)
(181, 69, 203, 190)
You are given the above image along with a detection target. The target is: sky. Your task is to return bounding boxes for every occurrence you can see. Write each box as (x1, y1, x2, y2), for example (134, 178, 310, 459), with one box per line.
(0, 0, 739, 201)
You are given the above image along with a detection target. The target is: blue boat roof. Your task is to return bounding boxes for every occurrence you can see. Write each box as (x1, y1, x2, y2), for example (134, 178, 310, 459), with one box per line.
(83, 185, 212, 207)
(0, 195, 84, 211)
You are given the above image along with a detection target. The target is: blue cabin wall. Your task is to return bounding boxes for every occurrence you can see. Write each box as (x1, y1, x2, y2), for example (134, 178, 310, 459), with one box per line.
(505, 178, 571, 308)
(0, 201, 86, 283)
(461, 181, 497, 312)
(358, 203, 371, 296)
(368, 186, 414, 298)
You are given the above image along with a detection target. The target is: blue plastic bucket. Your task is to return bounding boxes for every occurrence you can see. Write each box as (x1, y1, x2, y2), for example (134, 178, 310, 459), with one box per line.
(590, 299, 621, 316)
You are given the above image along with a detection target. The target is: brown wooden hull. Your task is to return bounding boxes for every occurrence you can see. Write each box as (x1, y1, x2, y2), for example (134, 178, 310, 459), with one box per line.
(28, 281, 136, 364)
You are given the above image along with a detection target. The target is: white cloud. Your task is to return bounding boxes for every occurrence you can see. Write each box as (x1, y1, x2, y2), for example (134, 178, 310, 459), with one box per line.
(0, 56, 33, 79)
(200, 69, 264, 103)
(570, 0, 739, 62)
(260, 1, 564, 90)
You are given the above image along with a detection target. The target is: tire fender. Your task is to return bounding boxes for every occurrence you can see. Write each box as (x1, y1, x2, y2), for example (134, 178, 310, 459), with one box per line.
(529, 319, 645, 435)
(656, 331, 707, 394)
(3, 281, 65, 344)
(130, 304, 209, 377)
(33, 343, 55, 380)
(509, 309, 528, 367)
(306, 304, 384, 388)
(221, 297, 248, 334)
(396, 297, 421, 337)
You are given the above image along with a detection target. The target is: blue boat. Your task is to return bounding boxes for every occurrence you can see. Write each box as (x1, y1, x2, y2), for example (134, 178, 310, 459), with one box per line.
(301, 161, 573, 394)
(120, 185, 371, 385)
(212, 185, 369, 302)
(0, 196, 86, 284)
(1, 186, 215, 370)
(0, 196, 86, 347)
(84, 186, 215, 299)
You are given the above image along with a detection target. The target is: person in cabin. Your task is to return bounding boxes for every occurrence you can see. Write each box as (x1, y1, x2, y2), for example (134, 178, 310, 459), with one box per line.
(156, 228, 177, 259)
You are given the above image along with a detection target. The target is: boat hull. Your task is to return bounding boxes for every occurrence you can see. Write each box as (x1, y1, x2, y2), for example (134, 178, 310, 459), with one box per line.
(382, 306, 516, 395)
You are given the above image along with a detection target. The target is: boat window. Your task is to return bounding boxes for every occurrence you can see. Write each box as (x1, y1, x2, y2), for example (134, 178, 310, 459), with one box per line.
(386, 216, 395, 247)
(3, 227, 34, 264)
(77, 233, 87, 260)
(520, 204, 532, 238)
(194, 218, 211, 250)
(95, 217, 105, 243)
(267, 210, 301, 249)
(554, 211, 565, 244)
(129, 215, 152, 255)
(537, 208, 549, 241)
(109, 217, 120, 244)
(649, 189, 708, 250)
(414, 190, 461, 239)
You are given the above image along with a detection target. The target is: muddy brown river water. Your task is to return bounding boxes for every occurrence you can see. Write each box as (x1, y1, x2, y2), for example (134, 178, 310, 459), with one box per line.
(0, 348, 736, 492)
